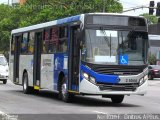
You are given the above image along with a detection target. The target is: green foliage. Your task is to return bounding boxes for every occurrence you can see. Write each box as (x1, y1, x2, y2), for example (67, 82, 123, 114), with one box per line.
(148, 54, 157, 65)
(140, 13, 158, 24)
(0, 0, 123, 52)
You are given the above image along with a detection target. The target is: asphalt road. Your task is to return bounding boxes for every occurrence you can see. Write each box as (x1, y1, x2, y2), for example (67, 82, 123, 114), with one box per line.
(0, 79, 160, 120)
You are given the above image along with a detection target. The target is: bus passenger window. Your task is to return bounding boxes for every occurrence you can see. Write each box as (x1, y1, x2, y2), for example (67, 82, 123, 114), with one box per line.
(58, 26, 68, 53)
(11, 37, 15, 55)
(50, 27, 59, 53)
(21, 33, 28, 54)
(43, 29, 50, 53)
(28, 32, 35, 54)
(59, 26, 67, 38)
(59, 39, 68, 52)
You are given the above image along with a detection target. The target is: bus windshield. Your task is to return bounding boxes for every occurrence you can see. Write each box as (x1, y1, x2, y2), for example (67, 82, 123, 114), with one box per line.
(82, 29, 148, 65)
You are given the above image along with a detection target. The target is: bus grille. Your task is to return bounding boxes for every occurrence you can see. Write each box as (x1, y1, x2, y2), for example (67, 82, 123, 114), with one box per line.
(97, 83, 139, 91)
(84, 62, 147, 75)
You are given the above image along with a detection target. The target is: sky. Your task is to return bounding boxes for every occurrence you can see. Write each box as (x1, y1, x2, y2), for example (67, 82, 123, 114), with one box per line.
(0, 0, 10, 4)
(0, 0, 160, 16)
(120, 0, 160, 15)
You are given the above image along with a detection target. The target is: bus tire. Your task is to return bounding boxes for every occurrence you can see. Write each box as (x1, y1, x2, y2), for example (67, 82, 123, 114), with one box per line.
(23, 72, 32, 94)
(3, 79, 7, 84)
(59, 77, 73, 103)
(111, 95, 124, 104)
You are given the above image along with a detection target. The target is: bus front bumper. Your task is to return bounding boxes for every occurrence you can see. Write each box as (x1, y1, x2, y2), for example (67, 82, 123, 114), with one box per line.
(79, 78, 148, 95)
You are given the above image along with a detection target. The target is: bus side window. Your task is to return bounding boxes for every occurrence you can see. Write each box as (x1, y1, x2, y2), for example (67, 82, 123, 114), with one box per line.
(21, 33, 28, 54)
(58, 26, 68, 53)
(11, 36, 15, 55)
(43, 29, 50, 54)
(28, 32, 35, 54)
(50, 27, 59, 53)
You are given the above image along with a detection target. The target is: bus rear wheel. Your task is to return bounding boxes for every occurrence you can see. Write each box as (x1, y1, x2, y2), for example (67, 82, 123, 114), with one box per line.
(59, 77, 73, 102)
(111, 95, 124, 104)
(23, 72, 33, 94)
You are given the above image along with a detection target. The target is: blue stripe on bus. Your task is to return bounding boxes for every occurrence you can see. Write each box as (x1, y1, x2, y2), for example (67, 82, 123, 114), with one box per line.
(53, 53, 68, 91)
(81, 64, 119, 84)
(57, 15, 80, 25)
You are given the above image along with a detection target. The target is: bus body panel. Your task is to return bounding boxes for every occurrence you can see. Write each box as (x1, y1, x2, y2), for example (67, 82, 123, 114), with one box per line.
(9, 55, 14, 82)
(79, 65, 148, 95)
(54, 53, 68, 91)
(19, 55, 34, 86)
(79, 78, 148, 95)
(81, 64, 148, 84)
(41, 54, 54, 90)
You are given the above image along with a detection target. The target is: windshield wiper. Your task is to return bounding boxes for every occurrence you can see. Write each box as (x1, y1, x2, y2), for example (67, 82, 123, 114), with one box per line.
(100, 27, 110, 47)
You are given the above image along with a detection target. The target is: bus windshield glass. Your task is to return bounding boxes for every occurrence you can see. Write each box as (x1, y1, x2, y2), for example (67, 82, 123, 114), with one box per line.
(82, 29, 148, 65)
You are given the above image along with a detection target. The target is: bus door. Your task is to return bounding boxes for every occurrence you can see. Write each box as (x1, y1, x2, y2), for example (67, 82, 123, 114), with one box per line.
(33, 32, 42, 90)
(13, 35, 21, 83)
(68, 25, 80, 92)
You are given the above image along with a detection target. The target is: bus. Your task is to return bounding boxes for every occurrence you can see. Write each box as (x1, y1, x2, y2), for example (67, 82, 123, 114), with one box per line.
(9, 13, 149, 103)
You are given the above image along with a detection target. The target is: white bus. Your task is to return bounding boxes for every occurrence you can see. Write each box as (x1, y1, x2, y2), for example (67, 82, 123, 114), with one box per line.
(9, 13, 149, 103)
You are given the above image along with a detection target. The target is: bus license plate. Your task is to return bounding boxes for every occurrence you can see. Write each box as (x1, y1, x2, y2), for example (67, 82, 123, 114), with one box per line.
(126, 79, 137, 83)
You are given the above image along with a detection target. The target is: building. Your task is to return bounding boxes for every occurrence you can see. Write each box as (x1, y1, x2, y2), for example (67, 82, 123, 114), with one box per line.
(148, 24, 160, 65)
(12, 0, 26, 5)
(19, 0, 26, 5)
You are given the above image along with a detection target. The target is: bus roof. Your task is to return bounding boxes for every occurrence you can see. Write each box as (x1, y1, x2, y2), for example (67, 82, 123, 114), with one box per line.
(87, 12, 144, 18)
(11, 13, 144, 35)
(12, 14, 81, 34)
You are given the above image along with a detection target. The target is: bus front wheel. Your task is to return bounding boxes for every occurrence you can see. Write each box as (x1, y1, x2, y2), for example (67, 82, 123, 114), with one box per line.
(59, 77, 73, 102)
(111, 95, 124, 104)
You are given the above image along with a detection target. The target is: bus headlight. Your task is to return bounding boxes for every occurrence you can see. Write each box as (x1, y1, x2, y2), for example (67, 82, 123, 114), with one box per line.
(82, 72, 96, 84)
(139, 75, 148, 86)
(83, 72, 89, 80)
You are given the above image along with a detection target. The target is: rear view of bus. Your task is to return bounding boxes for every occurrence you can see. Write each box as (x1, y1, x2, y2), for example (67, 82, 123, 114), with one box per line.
(79, 14, 148, 103)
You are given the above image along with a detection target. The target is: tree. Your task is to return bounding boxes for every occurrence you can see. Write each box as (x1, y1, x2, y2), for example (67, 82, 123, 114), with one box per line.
(148, 54, 157, 65)
(0, 5, 13, 53)
(0, 0, 123, 52)
(140, 13, 158, 24)
(25, 0, 123, 18)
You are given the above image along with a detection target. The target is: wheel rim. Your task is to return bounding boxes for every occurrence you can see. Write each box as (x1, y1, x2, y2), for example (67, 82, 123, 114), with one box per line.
(62, 82, 67, 99)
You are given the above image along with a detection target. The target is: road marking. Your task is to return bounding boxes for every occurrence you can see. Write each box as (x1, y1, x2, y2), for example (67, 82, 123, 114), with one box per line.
(93, 111, 107, 114)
